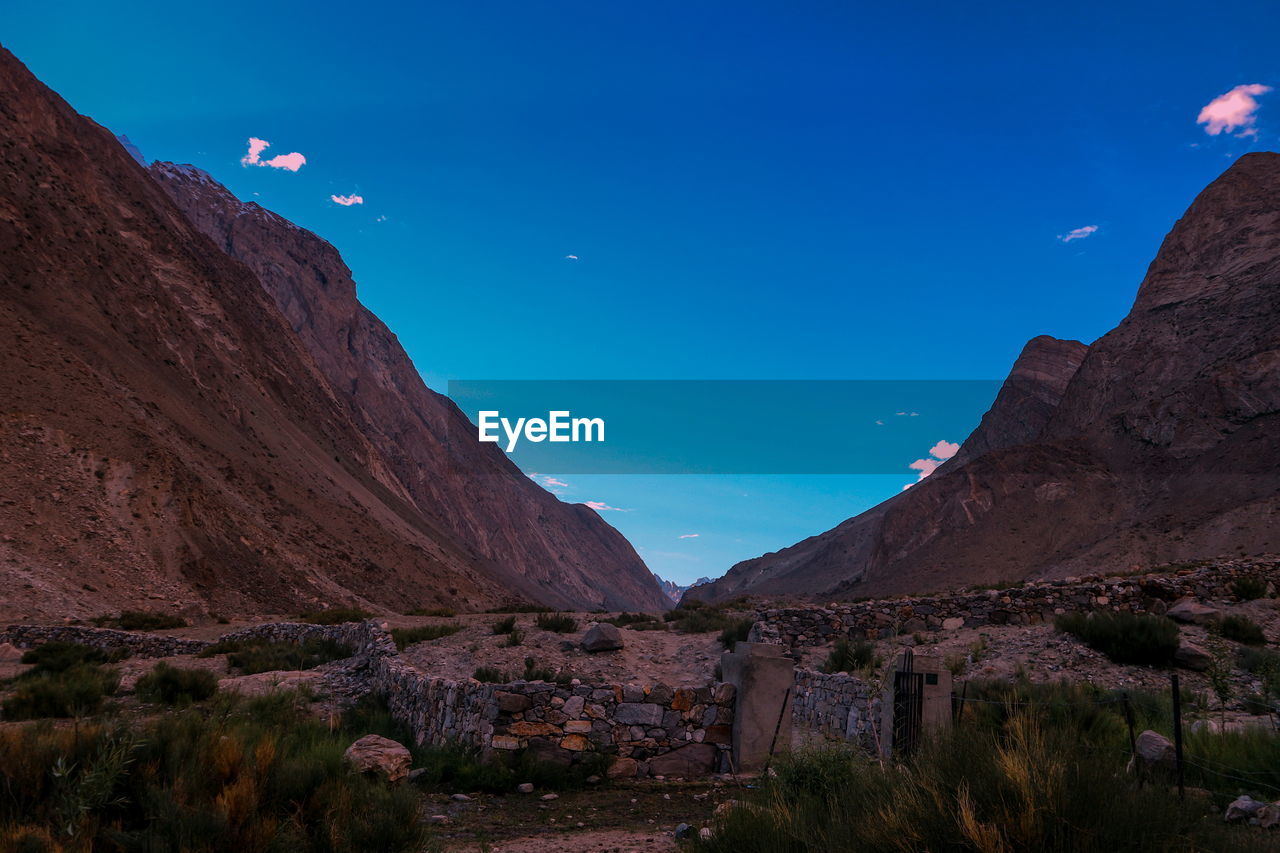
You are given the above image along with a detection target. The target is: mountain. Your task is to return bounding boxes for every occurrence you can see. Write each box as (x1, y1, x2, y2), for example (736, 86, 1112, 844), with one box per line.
(653, 574, 713, 605)
(693, 154, 1280, 603)
(0, 45, 667, 621)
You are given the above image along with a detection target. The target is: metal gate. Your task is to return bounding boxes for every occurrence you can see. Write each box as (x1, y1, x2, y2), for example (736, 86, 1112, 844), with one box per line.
(893, 649, 924, 758)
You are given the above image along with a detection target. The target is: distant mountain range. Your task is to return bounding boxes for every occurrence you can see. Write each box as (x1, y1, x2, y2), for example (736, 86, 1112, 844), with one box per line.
(693, 153, 1280, 603)
(0, 46, 668, 621)
(653, 574, 713, 605)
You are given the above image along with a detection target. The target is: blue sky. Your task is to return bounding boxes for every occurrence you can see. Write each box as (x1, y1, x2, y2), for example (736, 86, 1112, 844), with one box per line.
(8, 1, 1279, 584)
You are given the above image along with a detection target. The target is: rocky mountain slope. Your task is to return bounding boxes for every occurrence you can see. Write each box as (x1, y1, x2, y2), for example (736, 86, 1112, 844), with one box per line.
(0, 46, 666, 620)
(692, 155, 1280, 603)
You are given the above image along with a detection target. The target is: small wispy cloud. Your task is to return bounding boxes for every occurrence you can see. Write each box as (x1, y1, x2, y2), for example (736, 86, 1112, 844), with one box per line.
(678, 533, 700, 539)
(240, 137, 307, 172)
(564, 254, 579, 260)
(543, 477, 569, 488)
(1058, 225, 1098, 243)
(331, 194, 364, 206)
(585, 500, 629, 512)
(1197, 84, 1272, 137)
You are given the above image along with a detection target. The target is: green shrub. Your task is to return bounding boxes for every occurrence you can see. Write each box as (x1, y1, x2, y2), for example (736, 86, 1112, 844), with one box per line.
(534, 612, 578, 633)
(601, 612, 661, 628)
(390, 623, 462, 650)
(207, 638, 354, 674)
(822, 638, 878, 673)
(1055, 611, 1180, 666)
(473, 666, 507, 683)
(405, 606, 457, 617)
(492, 615, 517, 634)
(1216, 614, 1267, 646)
(501, 629, 524, 647)
(296, 606, 371, 625)
(483, 603, 550, 614)
(19, 641, 119, 673)
(2, 664, 120, 720)
(92, 610, 186, 630)
(718, 618, 755, 651)
(1232, 576, 1269, 601)
(135, 663, 218, 705)
(520, 656, 575, 685)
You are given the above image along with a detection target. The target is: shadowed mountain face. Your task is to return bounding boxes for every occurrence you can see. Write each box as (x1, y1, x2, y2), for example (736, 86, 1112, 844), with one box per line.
(693, 154, 1280, 603)
(0, 46, 666, 620)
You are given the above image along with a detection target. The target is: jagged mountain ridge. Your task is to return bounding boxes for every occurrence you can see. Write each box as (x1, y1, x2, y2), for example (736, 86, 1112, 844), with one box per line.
(0, 45, 665, 620)
(693, 155, 1280, 603)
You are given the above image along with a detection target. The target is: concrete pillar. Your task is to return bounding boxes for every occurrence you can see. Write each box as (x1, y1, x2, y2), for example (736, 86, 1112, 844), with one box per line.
(720, 642, 795, 771)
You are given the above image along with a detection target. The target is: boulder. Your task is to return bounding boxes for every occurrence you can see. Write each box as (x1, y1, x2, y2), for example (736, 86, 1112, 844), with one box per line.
(1225, 795, 1266, 823)
(607, 757, 639, 778)
(582, 623, 624, 652)
(1129, 730, 1176, 772)
(1173, 642, 1213, 671)
(1258, 803, 1280, 829)
(614, 702, 664, 726)
(1167, 597, 1219, 625)
(647, 743, 718, 778)
(344, 734, 411, 783)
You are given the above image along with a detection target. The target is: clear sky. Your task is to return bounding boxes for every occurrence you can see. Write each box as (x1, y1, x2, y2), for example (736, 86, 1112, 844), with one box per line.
(7, 1, 1279, 584)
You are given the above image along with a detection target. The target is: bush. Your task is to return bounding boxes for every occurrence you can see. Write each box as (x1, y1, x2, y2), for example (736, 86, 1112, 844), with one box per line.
(492, 616, 518, 634)
(19, 641, 120, 673)
(390, 624, 461, 650)
(92, 610, 186, 630)
(501, 629, 524, 647)
(0, 692, 427, 851)
(405, 606, 457, 617)
(1055, 611, 1180, 666)
(534, 613, 578, 633)
(135, 663, 218, 705)
(2, 664, 120, 720)
(207, 638, 354, 675)
(1232, 576, 1269, 601)
(297, 606, 371, 625)
(822, 638, 878, 674)
(718, 618, 755, 651)
(473, 666, 507, 684)
(484, 603, 550, 614)
(1216, 614, 1267, 646)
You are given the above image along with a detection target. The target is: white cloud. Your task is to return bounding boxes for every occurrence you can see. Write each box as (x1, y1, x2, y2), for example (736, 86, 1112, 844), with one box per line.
(1058, 225, 1098, 243)
(678, 533, 700, 539)
(930, 440, 960, 460)
(564, 254, 579, 260)
(903, 438, 960, 488)
(331, 194, 364, 206)
(585, 500, 629, 512)
(1197, 84, 1272, 137)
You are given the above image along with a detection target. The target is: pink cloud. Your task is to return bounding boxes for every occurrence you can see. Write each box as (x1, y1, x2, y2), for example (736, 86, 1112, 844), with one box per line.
(240, 138, 307, 171)
(1058, 225, 1098, 243)
(930, 440, 960, 460)
(1197, 84, 1272, 137)
(331, 194, 364, 206)
(678, 533, 700, 539)
(542, 477, 569, 488)
(585, 501, 628, 512)
(241, 137, 270, 166)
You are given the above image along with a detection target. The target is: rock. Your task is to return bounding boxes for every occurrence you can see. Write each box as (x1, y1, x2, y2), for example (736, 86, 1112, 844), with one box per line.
(0, 643, 23, 662)
(581, 623, 624, 652)
(1225, 795, 1266, 822)
(540, 793, 559, 801)
(647, 743, 718, 778)
(1130, 730, 1176, 771)
(674, 823, 693, 840)
(586, 775, 601, 784)
(517, 783, 534, 794)
(560, 734, 590, 751)
(941, 617, 965, 631)
(407, 768, 428, 784)
(525, 738, 573, 767)
(607, 757, 640, 778)
(491, 735, 520, 750)
(1173, 642, 1213, 671)
(344, 734, 412, 784)
(1167, 598, 1219, 625)
(714, 799, 739, 817)
(699, 827, 713, 841)
(451, 793, 472, 801)
(428, 815, 449, 825)
(614, 702, 664, 726)
(496, 691, 532, 713)
(1258, 803, 1280, 829)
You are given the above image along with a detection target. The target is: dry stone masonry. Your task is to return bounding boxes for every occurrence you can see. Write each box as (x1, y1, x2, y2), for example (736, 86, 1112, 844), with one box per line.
(790, 669, 883, 751)
(752, 558, 1280, 649)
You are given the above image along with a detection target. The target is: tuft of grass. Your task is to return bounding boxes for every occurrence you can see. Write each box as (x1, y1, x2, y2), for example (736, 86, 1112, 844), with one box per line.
(1231, 576, 1269, 601)
(296, 606, 371, 625)
(491, 616, 518, 635)
(534, 612, 578, 633)
(19, 641, 123, 673)
(501, 629, 524, 648)
(822, 638, 878, 674)
(718, 618, 755, 651)
(405, 606, 457, 617)
(1215, 614, 1267, 646)
(92, 610, 186, 631)
(204, 637, 354, 675)
(484, 603, 550, 614)
(390, 623, 462, 650)
(473, 666, 507, 684)
(2, 664, 120, 720)
(135, 663, 218, 705)
(1055, 611, 1180, 666)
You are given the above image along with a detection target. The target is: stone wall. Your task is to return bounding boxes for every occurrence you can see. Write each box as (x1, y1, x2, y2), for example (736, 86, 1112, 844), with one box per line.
(0, 625, 207, 657)
(790, 669, 882, 751)
(753, 558, 1280, 649)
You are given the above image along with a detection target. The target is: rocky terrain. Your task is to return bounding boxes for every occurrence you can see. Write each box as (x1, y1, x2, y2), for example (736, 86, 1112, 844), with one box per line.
(0, 45, 665, 621)
(694, 156, 1280, 603)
